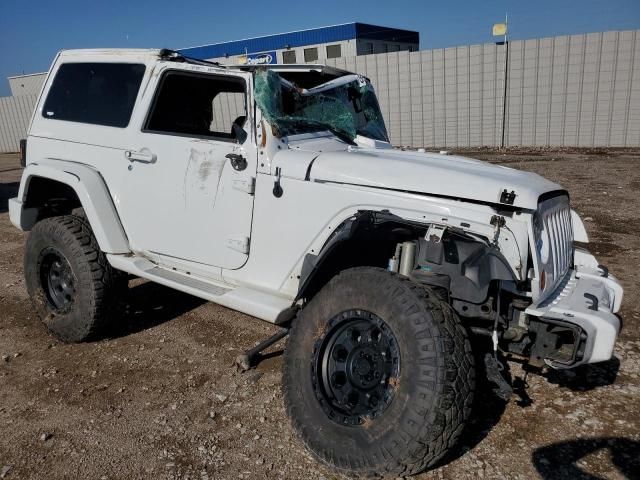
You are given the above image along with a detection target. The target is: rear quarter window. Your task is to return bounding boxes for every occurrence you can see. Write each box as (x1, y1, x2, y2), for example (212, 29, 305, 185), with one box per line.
(42, 62, 146, 127)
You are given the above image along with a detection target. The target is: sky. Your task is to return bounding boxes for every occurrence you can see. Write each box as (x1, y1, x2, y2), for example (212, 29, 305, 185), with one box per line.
(1, 0, 639, 96)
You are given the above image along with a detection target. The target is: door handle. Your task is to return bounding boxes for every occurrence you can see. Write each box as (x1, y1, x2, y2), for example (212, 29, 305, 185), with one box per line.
(272, 167, 283, 198)
(125, 149, 156, 164)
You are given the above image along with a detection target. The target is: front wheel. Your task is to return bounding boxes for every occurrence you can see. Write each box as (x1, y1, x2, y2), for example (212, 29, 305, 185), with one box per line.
(282, 267, 475, 477)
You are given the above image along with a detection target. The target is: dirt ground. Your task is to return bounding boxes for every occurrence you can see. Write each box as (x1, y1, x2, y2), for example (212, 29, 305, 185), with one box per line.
(0, 149, 639, 480)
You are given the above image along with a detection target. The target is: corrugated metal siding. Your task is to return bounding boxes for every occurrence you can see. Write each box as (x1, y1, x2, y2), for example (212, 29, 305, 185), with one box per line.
(0, 95, 37, 152)
(210, 92, 245, 133)
(326, 29, 640, 147)
(325, 42, 508, 147)
(8, 73, 46, 97)
(503, 30, 640, 146)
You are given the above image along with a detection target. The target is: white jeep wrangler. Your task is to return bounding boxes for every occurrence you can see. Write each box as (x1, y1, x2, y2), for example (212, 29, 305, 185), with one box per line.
(10, 48, 623, 476)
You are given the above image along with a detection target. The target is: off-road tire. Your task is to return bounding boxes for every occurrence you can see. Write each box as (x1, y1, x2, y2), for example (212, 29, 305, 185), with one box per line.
(282, 267, 475, 477)
(24, 215, 127, 342)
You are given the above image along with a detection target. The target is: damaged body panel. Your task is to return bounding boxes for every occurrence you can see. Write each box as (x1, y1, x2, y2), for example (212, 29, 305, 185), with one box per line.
(242, 65, 621, 374)
(306, 149, 564, 210)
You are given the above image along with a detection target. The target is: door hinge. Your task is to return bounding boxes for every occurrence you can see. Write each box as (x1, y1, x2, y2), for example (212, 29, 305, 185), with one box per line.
(232, 177, 255, 195)
(226, 235, 250, 254)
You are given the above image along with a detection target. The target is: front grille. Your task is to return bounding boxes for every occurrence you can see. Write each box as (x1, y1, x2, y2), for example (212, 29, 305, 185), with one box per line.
(538, 196, 573, 292)
(544, 204, 573, 278)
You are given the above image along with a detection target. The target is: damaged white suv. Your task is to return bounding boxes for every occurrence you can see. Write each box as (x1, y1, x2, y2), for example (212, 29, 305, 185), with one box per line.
(10, 49, 623, 476)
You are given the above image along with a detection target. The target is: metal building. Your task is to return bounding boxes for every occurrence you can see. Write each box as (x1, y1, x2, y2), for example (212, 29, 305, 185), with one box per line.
(8, 72, 47, 97)
(178, 22, 420, 65)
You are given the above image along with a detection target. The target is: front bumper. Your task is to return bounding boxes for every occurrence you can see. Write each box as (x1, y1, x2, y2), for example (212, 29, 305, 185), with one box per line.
(526, 259, 623, 368)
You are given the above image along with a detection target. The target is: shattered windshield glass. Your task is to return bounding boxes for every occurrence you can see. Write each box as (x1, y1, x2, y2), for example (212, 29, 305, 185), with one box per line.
(254, 69, 389, 143)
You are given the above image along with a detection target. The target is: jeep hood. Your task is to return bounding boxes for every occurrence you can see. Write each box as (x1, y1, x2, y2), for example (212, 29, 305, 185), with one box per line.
(302, 148, 563, 210)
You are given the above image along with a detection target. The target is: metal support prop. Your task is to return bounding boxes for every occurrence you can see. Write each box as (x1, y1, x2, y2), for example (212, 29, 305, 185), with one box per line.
(235, 328, 289, 372)
(500, 14, 509, 148)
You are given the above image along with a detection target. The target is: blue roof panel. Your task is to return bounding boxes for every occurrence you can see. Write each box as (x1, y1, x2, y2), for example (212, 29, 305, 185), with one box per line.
(356, 23, 419, 43)
(178, 23, 419, 59)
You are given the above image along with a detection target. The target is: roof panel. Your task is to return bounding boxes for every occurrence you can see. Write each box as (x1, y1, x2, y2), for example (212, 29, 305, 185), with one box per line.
(355, 23, 420, 43)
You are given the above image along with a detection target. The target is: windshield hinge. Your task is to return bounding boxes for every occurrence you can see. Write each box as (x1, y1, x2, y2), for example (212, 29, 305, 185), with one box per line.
(500, 189, 517, 205)
(425, 224, 447, 243)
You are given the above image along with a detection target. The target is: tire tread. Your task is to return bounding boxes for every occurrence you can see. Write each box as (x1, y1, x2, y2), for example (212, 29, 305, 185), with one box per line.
(282, 267, 475, 477)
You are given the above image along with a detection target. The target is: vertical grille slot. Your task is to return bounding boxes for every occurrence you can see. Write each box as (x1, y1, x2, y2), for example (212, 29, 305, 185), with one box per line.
(538, 196, 573, 294)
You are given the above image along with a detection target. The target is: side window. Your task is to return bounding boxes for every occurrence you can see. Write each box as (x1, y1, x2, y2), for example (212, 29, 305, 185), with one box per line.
(282, 50, 297, 64)
(145, 71, 246, 141)
(42, 63, 145, 127)
(326, 44, 341, 59)
(304, 48, 318, 62)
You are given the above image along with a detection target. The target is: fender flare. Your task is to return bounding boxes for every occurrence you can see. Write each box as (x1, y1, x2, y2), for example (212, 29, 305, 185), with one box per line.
(13, 161, 130, 254)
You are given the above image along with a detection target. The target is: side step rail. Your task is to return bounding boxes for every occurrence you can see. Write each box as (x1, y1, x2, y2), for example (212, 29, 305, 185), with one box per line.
(106, 254, 295, 324)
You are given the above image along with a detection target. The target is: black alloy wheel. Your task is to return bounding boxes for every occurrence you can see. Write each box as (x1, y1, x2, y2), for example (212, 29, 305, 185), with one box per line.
(312, 310, 400, 426)
(39, 248, 76, 312)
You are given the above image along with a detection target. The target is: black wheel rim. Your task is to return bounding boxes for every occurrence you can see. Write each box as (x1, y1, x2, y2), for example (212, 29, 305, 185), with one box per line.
(312, 310, 400, 426)
(39, 248, 76, 313)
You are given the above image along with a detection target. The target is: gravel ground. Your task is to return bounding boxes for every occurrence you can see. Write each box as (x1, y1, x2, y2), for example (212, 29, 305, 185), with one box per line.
(0, 149, 639, 480)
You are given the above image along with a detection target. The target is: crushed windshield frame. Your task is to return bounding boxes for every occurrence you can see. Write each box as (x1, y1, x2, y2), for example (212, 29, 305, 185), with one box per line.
(253, 69, 389, 143)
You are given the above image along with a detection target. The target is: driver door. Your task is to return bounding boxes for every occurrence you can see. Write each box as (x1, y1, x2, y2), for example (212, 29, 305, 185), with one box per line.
(117, 65, 256, 270)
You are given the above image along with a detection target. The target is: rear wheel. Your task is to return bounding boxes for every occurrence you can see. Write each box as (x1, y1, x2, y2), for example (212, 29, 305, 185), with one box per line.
(24, 215, 127, 342)
(283, 267, 475, 476)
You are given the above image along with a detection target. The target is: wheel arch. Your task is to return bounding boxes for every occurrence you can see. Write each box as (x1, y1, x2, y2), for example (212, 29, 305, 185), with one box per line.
(295, 209, 519, 307)
(13, 162, 130, 254)
(296, 210, 429, 302)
